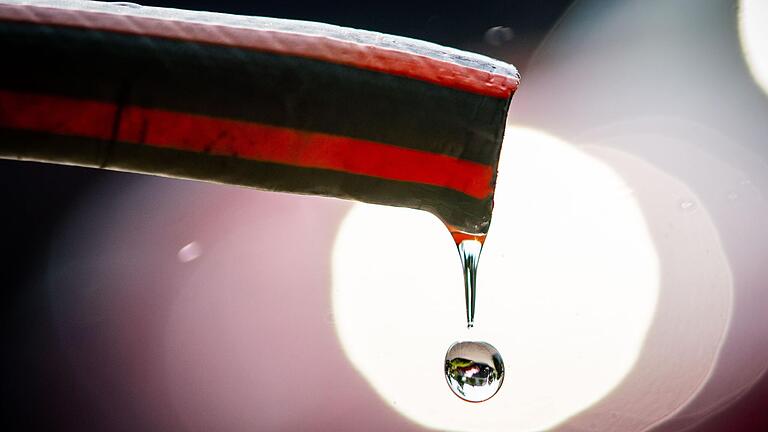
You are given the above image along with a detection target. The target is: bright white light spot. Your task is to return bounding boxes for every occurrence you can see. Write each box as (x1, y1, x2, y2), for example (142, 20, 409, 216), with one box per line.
(178, 241, 203, 263)
(332, 127, 659, 431)
(740, 0, 768, 95)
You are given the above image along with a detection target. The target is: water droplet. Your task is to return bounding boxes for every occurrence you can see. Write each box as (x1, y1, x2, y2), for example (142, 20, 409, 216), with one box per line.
(484, 26, 515, 46)
(727, 191, 739, 201)
(679, 199, 697, 212)
(177, 241, 202, 263)
(445, 341, 504, 402)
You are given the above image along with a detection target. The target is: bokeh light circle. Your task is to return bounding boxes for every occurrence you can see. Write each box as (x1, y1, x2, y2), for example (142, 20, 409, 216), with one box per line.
(739, 0, 768, 95)
(332, 127, 660, 431)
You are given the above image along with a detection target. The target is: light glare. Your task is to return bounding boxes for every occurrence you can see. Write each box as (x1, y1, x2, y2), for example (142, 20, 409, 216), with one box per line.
(331, 127, 660, 431)
(739, 0, 768, 95)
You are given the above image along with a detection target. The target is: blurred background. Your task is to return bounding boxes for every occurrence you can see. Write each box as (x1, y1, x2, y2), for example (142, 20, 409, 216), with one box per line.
(3, 0, 768, 431)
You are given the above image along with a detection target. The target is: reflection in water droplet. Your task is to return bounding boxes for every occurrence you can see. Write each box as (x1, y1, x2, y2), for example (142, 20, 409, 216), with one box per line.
(177, 241, 203, 263)
(445, 341, 504, 403)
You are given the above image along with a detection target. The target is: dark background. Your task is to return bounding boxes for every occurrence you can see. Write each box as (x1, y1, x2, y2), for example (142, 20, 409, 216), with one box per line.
(2, 1, 766, 431)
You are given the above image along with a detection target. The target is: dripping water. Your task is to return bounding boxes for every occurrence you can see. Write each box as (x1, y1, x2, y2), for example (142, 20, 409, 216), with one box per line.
(444, 230, 505, 402)
(451, 231, 486, 328)
(445, 341, 505, 402)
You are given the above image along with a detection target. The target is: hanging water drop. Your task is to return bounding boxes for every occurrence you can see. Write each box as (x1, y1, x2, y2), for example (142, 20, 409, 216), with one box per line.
(444, 341, 505, 402)
(446, 230, 504, 402)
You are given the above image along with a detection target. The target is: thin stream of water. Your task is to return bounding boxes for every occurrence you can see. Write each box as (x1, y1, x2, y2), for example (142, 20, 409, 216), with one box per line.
(458, 239, 482, 328)
(450, 231, 486, 328)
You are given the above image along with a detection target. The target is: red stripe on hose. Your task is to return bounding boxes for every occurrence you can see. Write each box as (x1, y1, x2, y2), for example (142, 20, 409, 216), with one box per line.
(0, 90, 494, 199)
(0, 91, 116, 140)
(0, 3, 517, 99)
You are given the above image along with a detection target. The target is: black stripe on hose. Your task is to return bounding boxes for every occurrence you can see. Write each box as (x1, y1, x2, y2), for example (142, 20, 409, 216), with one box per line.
(0, 129, 494, 234)
(0, 21, 508, 167)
